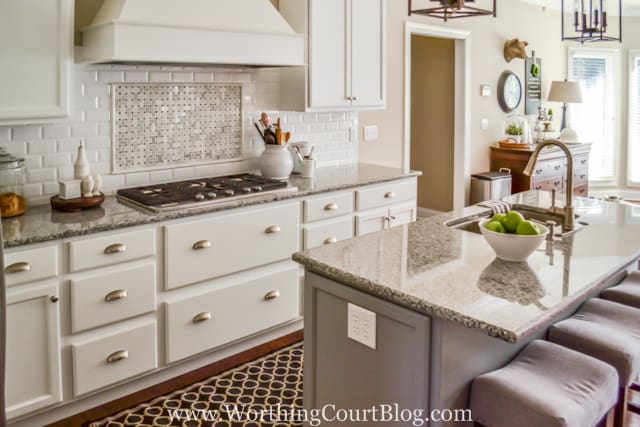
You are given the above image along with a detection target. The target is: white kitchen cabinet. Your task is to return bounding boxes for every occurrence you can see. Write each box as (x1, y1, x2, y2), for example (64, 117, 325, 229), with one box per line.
(278, 0, 386, 111)
(0, 0, 72, 123)
(356, 202, 417, 237)
(5, 283, 62, 419)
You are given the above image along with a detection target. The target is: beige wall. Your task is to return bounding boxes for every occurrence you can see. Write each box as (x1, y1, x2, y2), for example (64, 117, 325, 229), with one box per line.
(410, 35, 455, 211)
(359, 0, 567, 175)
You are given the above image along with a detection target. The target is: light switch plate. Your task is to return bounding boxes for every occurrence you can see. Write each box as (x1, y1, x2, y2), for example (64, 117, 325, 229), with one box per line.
(481, 118, 489, 131)
(363, 125, 379, 142)
(481, 84, 491, 97)
(347, 303, 376, 350)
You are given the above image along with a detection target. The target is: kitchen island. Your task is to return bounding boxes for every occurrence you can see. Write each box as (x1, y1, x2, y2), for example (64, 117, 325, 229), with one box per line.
(293, 191, 640, 426)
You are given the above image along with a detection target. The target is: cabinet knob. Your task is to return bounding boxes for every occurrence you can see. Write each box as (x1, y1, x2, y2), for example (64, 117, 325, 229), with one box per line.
(104, 243, 126, 255)
(554, 181, 561, 187)
(323, 237, 338, 245)
(5, 261, 31, 274)
(105, 289, 128, 302)
(554, 165, 561, 170)
(192, 312, 212, 324)
(535, 185, 543, 190)
(535, 169, 544, 175)
(264, 290, 280, 301)
(50, 296, 59, 303)
(192, 240, 211, 250)
(265, 225, 281, 234)
(106, 350, 129, 364)
(324, 203, 338, 211)
(384, 192, 396, 199)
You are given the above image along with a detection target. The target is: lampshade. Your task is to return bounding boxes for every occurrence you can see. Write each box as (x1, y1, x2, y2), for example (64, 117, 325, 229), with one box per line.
(548, 81, 583, 103)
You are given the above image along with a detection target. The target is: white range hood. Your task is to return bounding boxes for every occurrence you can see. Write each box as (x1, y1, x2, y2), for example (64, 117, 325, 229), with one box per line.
(79, 0, 305, 67)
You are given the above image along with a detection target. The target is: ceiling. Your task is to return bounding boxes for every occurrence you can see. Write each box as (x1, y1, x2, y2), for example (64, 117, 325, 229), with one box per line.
(520, 0, 640, 16)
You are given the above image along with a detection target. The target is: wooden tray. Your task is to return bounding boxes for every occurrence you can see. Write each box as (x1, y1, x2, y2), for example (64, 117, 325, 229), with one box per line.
(50, 193, 105, 212)
(498, 140, 535, 149)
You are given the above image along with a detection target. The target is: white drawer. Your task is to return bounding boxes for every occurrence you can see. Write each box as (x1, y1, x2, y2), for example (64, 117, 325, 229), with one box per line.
(72, 322, 157, 396)
(356, 179, 417, 211)
(165, 203, 299, 290)
(4, 245, 58, 287)
(69, 229, 156, 272)
(166, 266, 299, 363)
(70, 263, 156, 333)
(303, 217, 354, 250)
(390, 202, 417, 228)
(356, 208, 388, 236)
(303, 191, 354, 223)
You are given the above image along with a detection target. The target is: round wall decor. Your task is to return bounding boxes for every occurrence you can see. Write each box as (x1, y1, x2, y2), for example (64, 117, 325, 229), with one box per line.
(497, 70, 522, 113)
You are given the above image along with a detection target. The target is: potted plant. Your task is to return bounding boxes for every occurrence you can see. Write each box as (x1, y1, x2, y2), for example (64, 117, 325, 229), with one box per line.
(505, 123, 524, 143)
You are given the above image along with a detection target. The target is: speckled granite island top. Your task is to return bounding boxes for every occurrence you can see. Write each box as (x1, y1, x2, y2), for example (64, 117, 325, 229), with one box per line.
(293, 191, 640, 343)
(2, 163, 420, 248)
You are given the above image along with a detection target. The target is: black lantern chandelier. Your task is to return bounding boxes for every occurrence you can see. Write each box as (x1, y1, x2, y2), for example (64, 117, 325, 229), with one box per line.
(561, 0, 622, 43)
(408, 0, 496, 21)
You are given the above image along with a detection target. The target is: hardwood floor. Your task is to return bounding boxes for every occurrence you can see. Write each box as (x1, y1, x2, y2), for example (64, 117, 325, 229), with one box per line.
(46, 330, 303, 427)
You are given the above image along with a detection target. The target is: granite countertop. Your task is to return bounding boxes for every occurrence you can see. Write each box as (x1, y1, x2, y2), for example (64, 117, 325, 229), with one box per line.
(2, 163, 420, 248)
(293, 191, 640, 343)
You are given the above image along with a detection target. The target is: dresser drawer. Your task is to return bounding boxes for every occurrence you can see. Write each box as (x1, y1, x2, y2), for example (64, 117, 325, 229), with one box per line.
(532, 176, 563, 192)
(165, 203, 299, 290)
(573, 169, 588, 186)
(4, 245, 58, 287)
(574, 154, 589, 170)
(356, 179, 417, 211)
(166, 266, 299, 363)
(303, 191, 354, 223)
(70, 263, 156, 333)
(69, 229, 156, 272)
(72, 322, 157, 396)
(303, 217, 354, 250)
(531, 159, 564, 179)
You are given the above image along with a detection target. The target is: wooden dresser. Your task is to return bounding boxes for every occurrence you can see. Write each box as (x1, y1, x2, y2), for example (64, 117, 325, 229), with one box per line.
(489, 143, 591, 196)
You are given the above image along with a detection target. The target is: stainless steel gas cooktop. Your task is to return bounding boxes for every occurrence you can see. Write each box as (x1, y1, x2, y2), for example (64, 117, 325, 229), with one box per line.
(116, 173, 297, 213)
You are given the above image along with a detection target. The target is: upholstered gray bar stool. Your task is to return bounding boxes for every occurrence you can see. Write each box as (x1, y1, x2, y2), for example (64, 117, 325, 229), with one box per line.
(470, 340, 618, 427)
(601, 271, 640, 309)
(548, 298, 640, 427)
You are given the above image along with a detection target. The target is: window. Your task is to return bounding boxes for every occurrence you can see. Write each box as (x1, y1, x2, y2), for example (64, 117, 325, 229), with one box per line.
(628, 51, 640, 186)
(568, 48, 619, 184)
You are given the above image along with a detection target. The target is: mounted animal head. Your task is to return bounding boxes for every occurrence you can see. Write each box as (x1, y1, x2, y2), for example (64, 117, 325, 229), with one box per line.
(503, 39, 529, 62)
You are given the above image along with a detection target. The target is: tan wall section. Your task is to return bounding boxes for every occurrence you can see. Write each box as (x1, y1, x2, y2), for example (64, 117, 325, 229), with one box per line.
(410, 36, 455, 211)
(359, 0, 567, 175)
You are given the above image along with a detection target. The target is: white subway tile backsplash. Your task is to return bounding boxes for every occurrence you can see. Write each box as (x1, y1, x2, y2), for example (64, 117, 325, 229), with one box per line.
(149, 169, 173, 183)
(71, 124, 99, 138)
(172, 167, 195, 180)
(57, 166, 74, 180)
(149, 72, 172, 82)
(85, 110, 111, 123)
(4, 142, 27, 155)
(214, 72, 233, 83)
(43, 153, 72, 167)
(23, 183, 43, 198)
(84, 84, 110, 96)
(125, 71, 149, 83)
(43, 125, 71, 139)
(171, 72, 194, 82)
(27, 168, 56, 183)
(24, 155, 42, 169)
(0, 128, 10, 142)
(233, 73, 252, 84)
(98, 70, 125, 83)
(194, 72, 214, 83)
(43, 181, 59, 195)
(125, 172, 150, 186)
(28, 140, 57, 154)
(77, 70, 98, 83)
(12, 125, 42, 141)
(84, 136, 110, 149)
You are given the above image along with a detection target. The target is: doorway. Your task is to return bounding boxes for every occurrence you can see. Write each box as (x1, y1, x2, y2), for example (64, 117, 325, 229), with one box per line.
(403, 23, 470, 213)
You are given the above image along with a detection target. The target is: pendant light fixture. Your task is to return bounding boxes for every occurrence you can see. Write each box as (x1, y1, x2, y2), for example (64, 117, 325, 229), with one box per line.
(561, 0, 622, 43)
(408, 0, 496, 21)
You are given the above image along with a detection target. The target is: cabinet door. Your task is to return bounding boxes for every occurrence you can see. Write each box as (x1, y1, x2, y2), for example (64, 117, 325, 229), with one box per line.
(308, 0, 352, 109)
(5, 283, 62, 419)
(0, 0, 72, 123)
(351, 0, 386, 108)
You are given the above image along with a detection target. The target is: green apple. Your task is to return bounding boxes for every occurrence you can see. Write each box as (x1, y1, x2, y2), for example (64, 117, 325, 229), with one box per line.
(502, 211, 525, 233)
(516, 220, 540, 236)
(491, 213, 508, 223)
(484, 220, 506, 234)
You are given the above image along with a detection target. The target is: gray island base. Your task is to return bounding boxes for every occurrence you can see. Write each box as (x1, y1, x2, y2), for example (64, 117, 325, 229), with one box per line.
(294, 192, 640, 426)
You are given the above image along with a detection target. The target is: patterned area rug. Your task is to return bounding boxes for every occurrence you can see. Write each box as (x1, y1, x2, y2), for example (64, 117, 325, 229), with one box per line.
(89, 343, 303, 427)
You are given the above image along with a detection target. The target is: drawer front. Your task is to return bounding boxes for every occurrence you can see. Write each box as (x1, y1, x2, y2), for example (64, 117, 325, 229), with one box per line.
(574, 184, 588, 197)
(532, 176, 563, 192)
(166, 267, 299, 363)
(70, 263, 156, 333)
(165, 203, 299, 290)
(304, 217, 354, 250)
(573, 169, 588, 186)
(4, 245, 58, 287)
(356, 208, 388, 236)
(532, 159, 564, 179)
(69, 229, 156, 272)
(72, 322, 157, 396)
(356, 179, 417, 211)
(390, 202, 417, 228)
(303, 191, 354, 223)
(574, 154, 589, 170)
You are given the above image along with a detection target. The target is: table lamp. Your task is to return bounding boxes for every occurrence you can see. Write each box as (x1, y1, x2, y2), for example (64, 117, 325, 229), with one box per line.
(547, 80, 583, 142)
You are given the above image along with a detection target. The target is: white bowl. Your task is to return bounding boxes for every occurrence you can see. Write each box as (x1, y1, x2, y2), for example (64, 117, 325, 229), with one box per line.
(479, 219, 549, 262)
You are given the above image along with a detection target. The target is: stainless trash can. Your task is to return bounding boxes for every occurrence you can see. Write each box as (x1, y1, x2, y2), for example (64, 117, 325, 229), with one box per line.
(470, 168, 512, 205)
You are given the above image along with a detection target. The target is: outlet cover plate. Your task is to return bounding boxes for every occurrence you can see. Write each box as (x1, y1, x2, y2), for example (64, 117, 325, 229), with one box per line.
(347, 303, 376, 350)
(363, 125, 379, 142)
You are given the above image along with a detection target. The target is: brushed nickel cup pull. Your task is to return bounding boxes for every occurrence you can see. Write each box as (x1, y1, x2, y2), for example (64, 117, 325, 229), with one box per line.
(192, 312, 212, 324)
(324, 203, 338, 211)
(106, 350, 129, 364)
(265, 225, 281, 234)
(104, 243, 126, 255)
(384, 192, 396, 199)
(105, 289, 128, 302)
(5, 262, 31, 274)
(264, 290, 280, 301)
(192, 240, 211, 250)
(323, 237, 338, 245)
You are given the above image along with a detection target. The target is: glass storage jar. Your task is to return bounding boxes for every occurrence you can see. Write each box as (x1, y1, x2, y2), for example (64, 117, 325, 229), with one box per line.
(0, 147, 26, 218)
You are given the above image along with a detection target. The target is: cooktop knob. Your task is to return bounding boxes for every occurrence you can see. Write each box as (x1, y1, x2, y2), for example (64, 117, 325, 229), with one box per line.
(194, 193, 205, 201)
(252, 186, 263, 192)
(206, 192, 217, 199)
(224, 189, 235, 197)
(241, 187, 252, 194)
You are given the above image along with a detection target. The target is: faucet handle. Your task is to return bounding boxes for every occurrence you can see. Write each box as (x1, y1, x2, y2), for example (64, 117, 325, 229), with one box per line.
(545, 220, 557, 241)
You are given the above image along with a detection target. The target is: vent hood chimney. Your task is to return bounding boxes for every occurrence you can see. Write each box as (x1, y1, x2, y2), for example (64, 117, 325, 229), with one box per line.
(78, 0, 305, 67)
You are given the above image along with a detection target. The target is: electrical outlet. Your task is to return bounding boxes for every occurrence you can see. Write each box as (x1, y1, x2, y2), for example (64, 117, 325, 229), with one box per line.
(363, 125, 379, 142)
(481, 118, 489, 131)
(347, 303, 376, 350)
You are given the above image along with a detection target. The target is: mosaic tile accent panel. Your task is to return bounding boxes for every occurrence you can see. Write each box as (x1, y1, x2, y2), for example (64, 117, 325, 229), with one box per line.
(112, 83, 243, 172)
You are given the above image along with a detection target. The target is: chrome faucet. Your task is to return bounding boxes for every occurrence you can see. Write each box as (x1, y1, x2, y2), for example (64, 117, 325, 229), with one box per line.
(523, 140, 576, 231)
